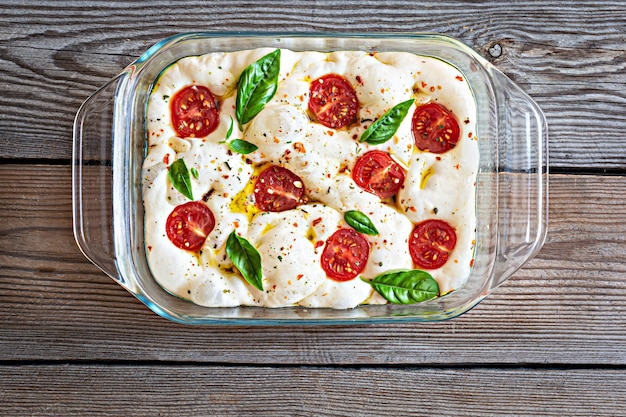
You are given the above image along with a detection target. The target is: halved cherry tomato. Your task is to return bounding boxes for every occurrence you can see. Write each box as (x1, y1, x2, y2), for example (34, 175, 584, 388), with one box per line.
(254, 165, 305, 212)
(352, 150, 405, 199)
(321, 228, 370, 281)
(171, 85, 219, 138)
(411, 102, 460, 153)
(308, 74, 359, 129)
(409, 219, 457, 269)
(165, 201, 215, 251)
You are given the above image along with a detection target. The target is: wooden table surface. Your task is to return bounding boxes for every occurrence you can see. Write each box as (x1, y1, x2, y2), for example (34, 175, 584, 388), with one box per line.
(1, 1, 625, 415)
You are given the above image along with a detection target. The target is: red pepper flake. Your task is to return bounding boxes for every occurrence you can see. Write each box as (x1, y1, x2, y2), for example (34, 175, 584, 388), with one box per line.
(421, 81, 427, 88)
(409, 206, 417, 212)
(233, 221, 240, 228)
(328, 131, 334, 136)
(163, 154, 170, 165)
(456, 75, 464, 81)
(293, 222, 298, 228)
(312, 217, 323, 226)
(352, 134, 358, 140)
(147, 246, 153, 252)
(356, 75, 364, 85)
(436, 156, 441, 161)
(468, 132, 473, 138)
(429, 86, 435, 92)
(315, 240, 324, 249)
(293, 142, 306, 153)
(222, 175, 230, 179)
(297, 274, 304, 280)
(469, 259, 475, 267)
(455, 164, 460, 169)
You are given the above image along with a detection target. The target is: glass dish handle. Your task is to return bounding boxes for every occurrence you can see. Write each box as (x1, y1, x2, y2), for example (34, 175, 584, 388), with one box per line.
(490, 68, 549, 290)
(72, 75, 129, 289)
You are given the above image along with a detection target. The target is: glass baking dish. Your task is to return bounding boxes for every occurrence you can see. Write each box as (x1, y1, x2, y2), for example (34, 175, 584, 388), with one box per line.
(72, 32, 548, 324)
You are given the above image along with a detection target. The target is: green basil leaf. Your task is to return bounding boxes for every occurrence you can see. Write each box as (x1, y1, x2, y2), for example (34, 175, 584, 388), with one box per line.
(226, 231, 263, 291)
(225, 116, 234, 140)
(363, 269, 439, 304)
(360, 99, 414, 145)
(236, 49, 281, 126)
(228, 139, 258, 154)
(190, 167, 199, 179)
(344, 210, 379, 236)
(168, 158, 194, 200)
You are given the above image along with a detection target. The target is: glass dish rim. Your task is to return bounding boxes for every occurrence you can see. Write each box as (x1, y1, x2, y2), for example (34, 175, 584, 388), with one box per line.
(73, 31, 548, 325)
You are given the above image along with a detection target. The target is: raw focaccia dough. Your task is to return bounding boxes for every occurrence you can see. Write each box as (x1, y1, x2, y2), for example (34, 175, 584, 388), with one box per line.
(142, 48, 478, 308)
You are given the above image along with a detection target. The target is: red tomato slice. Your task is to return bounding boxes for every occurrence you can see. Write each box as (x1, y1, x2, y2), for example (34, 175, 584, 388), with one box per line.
(308, 74, 359, 129)
(409, 219, 457, 269)
(411, 102, 460, 154)
(352, 150, 405, 199)
(321, 228, 370, 281)
(254, 165, 305, 212)
(165, 201, 215, 251)
(171, 85, 219, 138)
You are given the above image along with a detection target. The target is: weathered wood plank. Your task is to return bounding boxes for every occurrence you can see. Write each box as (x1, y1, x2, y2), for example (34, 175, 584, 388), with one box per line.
(1, 365, 625, 417)
(1, 165, 626, 364)
(0, 1, 624, 168)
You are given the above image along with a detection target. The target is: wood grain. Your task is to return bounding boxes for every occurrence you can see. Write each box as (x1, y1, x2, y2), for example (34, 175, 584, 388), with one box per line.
(0, 1, 624, 169)
(1, 165, 626, 365)
(1, 365, 625, 416)
(2, 2, 625, 415)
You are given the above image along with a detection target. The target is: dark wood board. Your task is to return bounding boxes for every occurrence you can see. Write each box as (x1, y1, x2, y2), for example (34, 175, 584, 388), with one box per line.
(1, 2, 625, 415)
